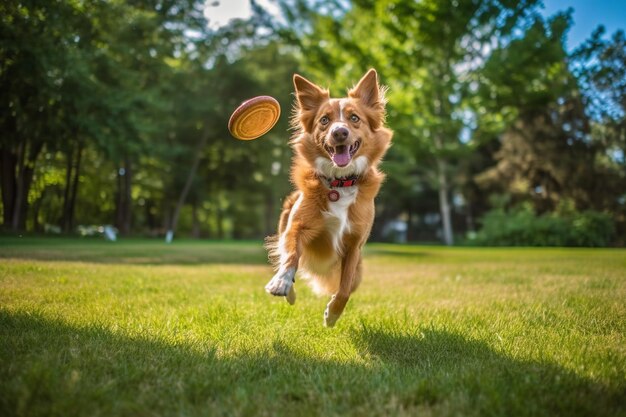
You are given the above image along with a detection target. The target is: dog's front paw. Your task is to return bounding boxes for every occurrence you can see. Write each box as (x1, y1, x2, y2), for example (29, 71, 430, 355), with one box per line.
(265, 267, 296, 302)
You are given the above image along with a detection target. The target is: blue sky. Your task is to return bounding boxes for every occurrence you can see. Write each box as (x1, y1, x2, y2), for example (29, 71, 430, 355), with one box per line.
(541, 0, 626, 50)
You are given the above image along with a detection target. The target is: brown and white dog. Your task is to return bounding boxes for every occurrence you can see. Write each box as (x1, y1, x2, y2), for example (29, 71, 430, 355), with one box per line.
(265, 69, 393, 327)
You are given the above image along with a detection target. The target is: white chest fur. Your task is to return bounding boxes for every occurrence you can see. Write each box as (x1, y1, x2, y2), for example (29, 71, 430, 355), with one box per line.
(324, 186, 358, 254)
(314, 155, 367, 254)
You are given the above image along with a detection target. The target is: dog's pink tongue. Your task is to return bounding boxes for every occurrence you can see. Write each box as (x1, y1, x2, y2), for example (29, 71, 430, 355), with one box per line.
(332, 146, 351, 167)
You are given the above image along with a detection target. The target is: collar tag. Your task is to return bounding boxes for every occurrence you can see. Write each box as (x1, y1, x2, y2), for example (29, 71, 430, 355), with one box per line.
(328, 190, 340, 202)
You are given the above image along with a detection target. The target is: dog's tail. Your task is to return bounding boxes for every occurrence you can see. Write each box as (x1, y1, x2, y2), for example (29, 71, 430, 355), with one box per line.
(264, 234, 280, 271)
(264, 191, 301, 270)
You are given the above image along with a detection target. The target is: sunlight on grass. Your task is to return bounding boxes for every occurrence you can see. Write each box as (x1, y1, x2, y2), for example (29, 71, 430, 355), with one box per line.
(1, 238, 625, 416)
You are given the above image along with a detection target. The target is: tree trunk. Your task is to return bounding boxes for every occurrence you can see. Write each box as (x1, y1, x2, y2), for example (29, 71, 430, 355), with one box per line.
(115, 157, 133, 235)
(11, 141, 26, 231)
(18, 145, 39, 231)
(437, 159, 454, 246)
(67, 144, 83, 232)
(167, 126, 210, 242)
(61, 147, 74, 232)
(2, 140, 43, 231)
(122, 157, 132, 234)
(163, 205, 172, 235)
(145, 199, 156, 232)
(115, 167, 124, 230)
(0, 148, 16, 227)
(191, 202, 200, 238)
(31, 190, 44, 233)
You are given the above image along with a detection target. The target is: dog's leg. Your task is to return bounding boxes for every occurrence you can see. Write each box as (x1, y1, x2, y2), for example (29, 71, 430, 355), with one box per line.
(266, 194, 323, 304)
(324, 247, 362, 327)
(265, 225, 300, 302)
(265, 264, 297, 303)
(265, 193, 303, 303)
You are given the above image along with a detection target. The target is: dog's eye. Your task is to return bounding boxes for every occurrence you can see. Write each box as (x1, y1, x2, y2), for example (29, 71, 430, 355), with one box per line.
(350, 114, 360, 123)
(320, 116, 330, 125)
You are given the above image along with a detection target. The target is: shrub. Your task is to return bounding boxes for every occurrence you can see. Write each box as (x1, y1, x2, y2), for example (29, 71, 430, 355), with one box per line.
(470, 204, 615, 247)
(569, 211, 616, 247)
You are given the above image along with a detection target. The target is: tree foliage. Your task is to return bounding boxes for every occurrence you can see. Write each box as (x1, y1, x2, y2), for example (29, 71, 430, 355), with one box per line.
(1, 1, 624, 246)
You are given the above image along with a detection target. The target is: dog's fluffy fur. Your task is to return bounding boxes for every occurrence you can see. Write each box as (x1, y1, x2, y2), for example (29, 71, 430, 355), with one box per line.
(265, 69, 393, 327)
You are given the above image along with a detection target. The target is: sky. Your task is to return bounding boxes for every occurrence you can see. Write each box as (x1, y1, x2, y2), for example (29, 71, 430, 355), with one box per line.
(204, 0, 626, 50)
(203, 0, 280, 30)
(542, 0, 626, 50)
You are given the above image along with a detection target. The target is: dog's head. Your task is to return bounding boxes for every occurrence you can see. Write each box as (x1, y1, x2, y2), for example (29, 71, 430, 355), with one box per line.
(291, 69, 391, 175)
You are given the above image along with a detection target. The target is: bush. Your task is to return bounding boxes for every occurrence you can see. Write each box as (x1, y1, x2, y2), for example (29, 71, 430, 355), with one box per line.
(569, 211, 616, 247)
(470, 204, 615, 247)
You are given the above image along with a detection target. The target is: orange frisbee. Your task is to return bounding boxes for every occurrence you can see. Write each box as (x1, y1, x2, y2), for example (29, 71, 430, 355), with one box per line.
(228, 96, 281, 140)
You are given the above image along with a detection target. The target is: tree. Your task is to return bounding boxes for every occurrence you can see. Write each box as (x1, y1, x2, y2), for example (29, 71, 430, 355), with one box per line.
(0, 0, 90, 230)
(475, 13, 585, 209)
(276, 0, 541, 245)
(160, 13, 299, 240)
(572, 27, 626, 238)
(1, 0, 217, 235)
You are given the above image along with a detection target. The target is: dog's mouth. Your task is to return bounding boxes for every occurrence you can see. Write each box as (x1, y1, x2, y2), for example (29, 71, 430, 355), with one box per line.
(325, 140, 361, 167)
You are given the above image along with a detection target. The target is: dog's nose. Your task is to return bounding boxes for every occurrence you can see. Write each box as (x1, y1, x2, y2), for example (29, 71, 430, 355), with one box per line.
(332, 126, 349, 142)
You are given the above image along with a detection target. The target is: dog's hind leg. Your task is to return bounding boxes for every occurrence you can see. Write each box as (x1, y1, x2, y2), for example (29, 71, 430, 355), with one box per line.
(324, 247, 362, 327)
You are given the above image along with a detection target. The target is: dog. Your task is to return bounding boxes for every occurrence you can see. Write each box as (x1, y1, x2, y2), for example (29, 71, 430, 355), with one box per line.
(265, 69, 393, 327)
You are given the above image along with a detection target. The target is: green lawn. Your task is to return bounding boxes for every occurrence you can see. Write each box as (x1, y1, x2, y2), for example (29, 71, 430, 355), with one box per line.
(1, 237, 625, 417)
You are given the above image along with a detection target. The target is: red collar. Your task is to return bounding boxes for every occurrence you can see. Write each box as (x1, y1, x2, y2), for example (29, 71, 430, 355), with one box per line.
(321, 175, 359, 188)
(319, 175, 358, 201)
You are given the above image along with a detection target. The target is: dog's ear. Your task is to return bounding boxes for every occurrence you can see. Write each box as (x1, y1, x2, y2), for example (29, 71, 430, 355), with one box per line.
(293, 74, 329, 112)
(349, 69, 381, 107)
(349, 69, 387, 129)
(293, 74, 329, 132)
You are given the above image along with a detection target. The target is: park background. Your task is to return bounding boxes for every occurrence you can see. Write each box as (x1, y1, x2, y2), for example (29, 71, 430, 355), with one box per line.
(2, 2, 626, 416)
(2, 0, 625, 246)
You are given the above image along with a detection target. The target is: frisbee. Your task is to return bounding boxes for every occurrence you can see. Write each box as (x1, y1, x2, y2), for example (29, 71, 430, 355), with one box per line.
(228, 96, 281, 140)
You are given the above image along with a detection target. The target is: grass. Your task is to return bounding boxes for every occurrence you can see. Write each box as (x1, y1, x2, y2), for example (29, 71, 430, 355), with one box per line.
(1, 237, 625, 417)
